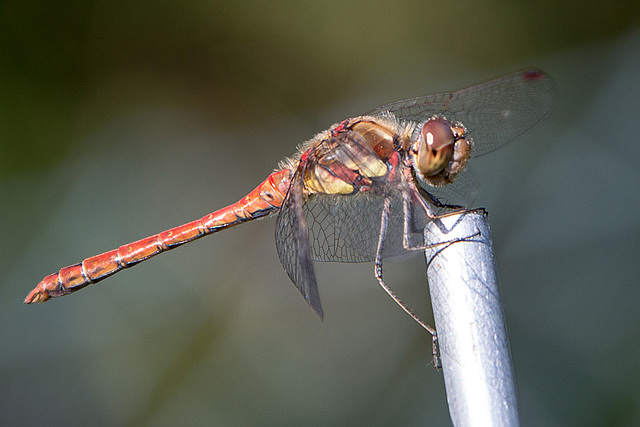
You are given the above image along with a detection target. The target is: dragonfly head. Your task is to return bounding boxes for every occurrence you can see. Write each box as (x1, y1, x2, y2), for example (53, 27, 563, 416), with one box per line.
(410, 117, 471, 186)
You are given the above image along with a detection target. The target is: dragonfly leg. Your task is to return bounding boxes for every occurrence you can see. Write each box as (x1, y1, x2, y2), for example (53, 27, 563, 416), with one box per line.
(416, 185, 466, 211)
(409, 165, 467, 211)
(375, 197, 441, 368)
(402, 185, 480, 253)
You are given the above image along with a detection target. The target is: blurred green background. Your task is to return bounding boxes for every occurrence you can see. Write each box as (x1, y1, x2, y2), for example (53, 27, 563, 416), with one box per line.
(2, 1, 640, 425)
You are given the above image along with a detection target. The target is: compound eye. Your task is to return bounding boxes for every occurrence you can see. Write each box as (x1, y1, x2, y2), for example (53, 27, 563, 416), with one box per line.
(414, 119, 455, 176)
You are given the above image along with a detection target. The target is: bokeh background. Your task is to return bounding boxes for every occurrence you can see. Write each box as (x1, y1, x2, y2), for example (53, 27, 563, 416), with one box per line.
(2, 1, 640, 425)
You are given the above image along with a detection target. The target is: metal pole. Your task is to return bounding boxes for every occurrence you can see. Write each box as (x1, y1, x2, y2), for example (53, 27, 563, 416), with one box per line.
(424, 209, 519, 427)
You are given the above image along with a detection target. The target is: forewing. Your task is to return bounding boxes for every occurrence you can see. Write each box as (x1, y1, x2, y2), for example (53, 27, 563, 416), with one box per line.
(275, 166, 324, 318)
(367, 70, 557, 157)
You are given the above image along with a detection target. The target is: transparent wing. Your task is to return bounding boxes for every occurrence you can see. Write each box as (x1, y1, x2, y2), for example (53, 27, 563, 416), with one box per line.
(275, 166, 324, 318)
(305, 190, 426, 263)
(367, 70, 557, 157)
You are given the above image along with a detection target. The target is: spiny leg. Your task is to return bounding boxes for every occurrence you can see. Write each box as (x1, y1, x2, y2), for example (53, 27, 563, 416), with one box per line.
(374, 197, 441, 368)
(402, 184, 480, 253)
(416, 184, 465, 211)
(410, 168, 466, 211)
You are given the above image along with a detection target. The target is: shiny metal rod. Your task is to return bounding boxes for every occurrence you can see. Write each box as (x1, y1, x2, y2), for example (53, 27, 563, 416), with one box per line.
(424, 209, 519, 427)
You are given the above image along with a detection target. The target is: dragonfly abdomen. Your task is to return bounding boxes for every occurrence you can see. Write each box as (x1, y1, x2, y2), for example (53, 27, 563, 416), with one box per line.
(24, 169, 292, 304)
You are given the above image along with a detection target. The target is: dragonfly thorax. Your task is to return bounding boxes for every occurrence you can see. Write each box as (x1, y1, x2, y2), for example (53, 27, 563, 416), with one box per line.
(300, 117, 404, 196)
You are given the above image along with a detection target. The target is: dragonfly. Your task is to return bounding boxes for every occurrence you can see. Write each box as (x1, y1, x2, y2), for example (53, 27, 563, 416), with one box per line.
(25, 70, 556, 334)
